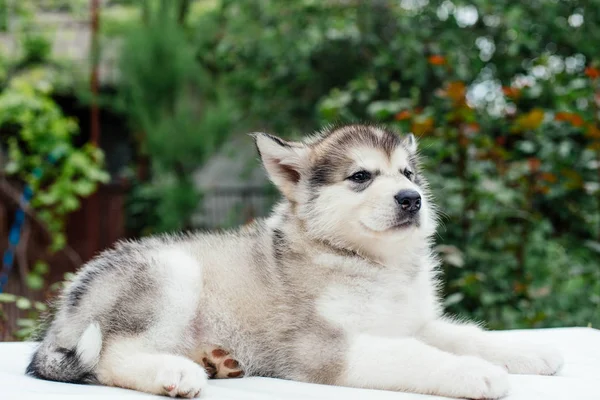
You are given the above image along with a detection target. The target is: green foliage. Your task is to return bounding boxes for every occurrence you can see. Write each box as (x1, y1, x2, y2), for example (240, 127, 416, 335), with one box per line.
(100, 4, 141, 37)
(0, 64, 108, 339)
(0, 292, 47, 339)
(0, 0, 8, 32)
(21, 34, 52, 65)
(0, 272, 75, 339)
(0, 68, 109, 254)
(194, 1, 368, 132)
(311, 1, 600, 329)
(117, 0, 234, 234)
(3, 0, 595, 332)
(191, 0, 600, 328)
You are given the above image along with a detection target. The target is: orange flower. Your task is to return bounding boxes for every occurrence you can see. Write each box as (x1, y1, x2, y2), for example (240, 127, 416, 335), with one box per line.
(513, 281, 527, 294)
(561, 168, 584, 189)
(536, 185, 550, 195)
(394, 110, 412, 121)
(570, 114, 584, 127)
(554, 112, 571, 122)
(439, 81, 467, 104)
(411, 116, 434, 135)
(502, 86, 521, 99)
(540, 172, 557, 183)
(588, 141, 600, 151)
(428, 55, 446, 66)
(466, 122, 480, 133)
(585, 67, 600, 79)
(512, 108, 545, 132)
(528, 157, 541, 172)
(586, 124, 600, 139)
(555, 112, 584, 127)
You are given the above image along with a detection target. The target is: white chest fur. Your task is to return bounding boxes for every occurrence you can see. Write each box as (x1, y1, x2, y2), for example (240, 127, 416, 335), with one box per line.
(314, 256, 437, 337)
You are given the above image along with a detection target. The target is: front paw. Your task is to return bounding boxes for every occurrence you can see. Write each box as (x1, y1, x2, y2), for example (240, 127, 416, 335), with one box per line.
(499, 343, 563, 376)
(442, 356, 509, 399)
(157, 357, 208, 398)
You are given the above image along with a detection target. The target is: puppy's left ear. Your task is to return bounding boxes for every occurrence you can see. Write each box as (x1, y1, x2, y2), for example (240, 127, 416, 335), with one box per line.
(403, 133, 418, 154)
(251, 133, 309, 201)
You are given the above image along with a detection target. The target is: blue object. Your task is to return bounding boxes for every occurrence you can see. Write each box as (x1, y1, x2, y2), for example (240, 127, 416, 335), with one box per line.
(0, 186, 33, 294)
(0, 149, 63, 294)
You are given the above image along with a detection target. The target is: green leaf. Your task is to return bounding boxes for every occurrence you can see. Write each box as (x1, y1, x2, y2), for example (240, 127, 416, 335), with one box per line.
(0, 293, 17, 303)
(50, 234, 67, 252)
(584, 241, 600, 254)
(36, 191, 58, 206)
(88, 168, 110, 183)
(4, 160, 20, 174)
(33, 261, 49, 275)
(15, 327, 35, 340)
(63, 272, 76, 282)
(16, 318, 36, 328)
(15, 297, 32, 310)
(26, 273, 45, 290)
(62, 195, 80, 212)
(72, 180, 96, 196)
(444, 292, 464, 307)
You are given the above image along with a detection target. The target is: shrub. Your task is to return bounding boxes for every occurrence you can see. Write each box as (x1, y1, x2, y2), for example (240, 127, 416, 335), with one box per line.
(196, 0, 600, 328)
(117, 0, 235, 234)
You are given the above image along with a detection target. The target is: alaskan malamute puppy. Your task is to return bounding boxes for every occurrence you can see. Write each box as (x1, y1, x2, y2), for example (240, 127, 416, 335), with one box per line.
(27, 125, 562, 399)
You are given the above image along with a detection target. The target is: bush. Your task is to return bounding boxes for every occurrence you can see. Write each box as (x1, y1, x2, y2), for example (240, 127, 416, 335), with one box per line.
(194, 0, 600, 329)
(1, 68, 109, 254)
(0, 68, 109, 338)
(117, 0, 235, 234)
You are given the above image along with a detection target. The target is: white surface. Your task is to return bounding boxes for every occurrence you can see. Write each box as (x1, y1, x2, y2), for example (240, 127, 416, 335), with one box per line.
(1, 328, 599, 400)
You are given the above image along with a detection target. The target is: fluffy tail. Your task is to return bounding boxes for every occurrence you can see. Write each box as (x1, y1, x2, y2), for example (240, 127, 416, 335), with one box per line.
(26, 322, 103, 384)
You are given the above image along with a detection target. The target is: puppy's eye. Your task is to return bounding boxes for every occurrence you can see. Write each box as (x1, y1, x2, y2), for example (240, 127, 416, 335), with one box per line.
(347, 170, 372, 183)
(403, 169, 414, 180)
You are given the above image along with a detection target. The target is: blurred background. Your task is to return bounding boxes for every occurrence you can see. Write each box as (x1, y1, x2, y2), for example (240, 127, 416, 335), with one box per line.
(0, 0, 599, 340)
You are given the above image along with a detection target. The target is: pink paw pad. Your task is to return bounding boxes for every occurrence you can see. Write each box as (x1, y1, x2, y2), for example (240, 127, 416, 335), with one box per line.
(199, 346, 245, 379)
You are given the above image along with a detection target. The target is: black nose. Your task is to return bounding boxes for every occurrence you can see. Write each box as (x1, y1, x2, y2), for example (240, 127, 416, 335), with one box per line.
(394, 190, 421, 212)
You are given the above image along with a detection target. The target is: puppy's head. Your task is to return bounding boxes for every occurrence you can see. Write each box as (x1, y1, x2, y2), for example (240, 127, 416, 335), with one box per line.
(253, 124, 436, 253)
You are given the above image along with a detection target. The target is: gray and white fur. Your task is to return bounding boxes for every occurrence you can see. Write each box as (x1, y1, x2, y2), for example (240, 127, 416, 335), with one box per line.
(27, 124, 563, 399)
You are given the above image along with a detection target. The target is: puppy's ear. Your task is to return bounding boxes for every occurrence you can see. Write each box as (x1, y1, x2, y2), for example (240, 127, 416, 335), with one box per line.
(251, 133, 309, 200)
(403, 133, 418, 154)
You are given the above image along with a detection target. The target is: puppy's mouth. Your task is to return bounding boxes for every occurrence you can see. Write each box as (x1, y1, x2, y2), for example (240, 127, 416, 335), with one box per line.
(389, 218, 418, 230)
(361, 217, 419, 234)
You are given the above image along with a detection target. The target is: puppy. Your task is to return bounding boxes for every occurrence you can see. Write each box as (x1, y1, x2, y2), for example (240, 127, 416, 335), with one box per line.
(27, 124, 563, 398)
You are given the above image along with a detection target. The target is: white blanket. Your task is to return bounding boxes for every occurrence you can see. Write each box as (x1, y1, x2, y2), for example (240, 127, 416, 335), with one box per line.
(1, 328, 599, 400)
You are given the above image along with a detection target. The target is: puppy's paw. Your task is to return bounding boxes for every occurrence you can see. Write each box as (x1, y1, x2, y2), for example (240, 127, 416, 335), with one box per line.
(498, 343, 563, 376)
(443, 356, 509, 399)
(157, 357, 208, 398)
(200, 346, 244, 379)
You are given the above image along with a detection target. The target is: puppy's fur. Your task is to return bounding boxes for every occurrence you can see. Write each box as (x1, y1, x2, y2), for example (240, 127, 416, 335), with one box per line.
(27, 125, 563, 399)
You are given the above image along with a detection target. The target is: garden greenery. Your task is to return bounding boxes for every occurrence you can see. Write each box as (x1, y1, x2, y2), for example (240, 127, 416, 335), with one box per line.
(1, 0, 599, 336)
(191, 0, 600, 329)
(117, 0, 235, 234)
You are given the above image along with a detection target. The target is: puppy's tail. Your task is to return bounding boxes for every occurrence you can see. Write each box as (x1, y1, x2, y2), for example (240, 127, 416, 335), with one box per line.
(26, 322, 102, 384)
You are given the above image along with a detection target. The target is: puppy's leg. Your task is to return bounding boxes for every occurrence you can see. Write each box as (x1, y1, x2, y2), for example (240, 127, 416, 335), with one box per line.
(96, 338, 208, 398)
(417, 319, 563, 375)
(339, 334, 509, 399)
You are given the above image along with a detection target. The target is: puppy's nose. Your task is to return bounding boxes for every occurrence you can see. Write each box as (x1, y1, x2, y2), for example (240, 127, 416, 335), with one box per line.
(394, 190, 421, 212)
